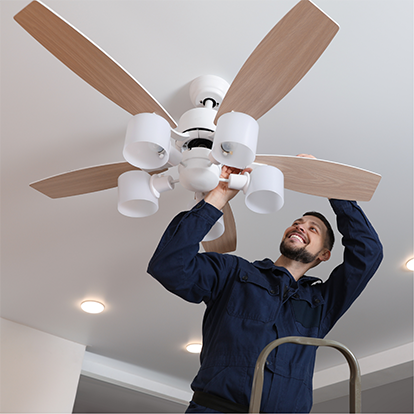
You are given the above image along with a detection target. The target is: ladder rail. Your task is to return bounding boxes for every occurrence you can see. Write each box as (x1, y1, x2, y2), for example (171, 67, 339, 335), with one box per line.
(249, 336, 361, 413)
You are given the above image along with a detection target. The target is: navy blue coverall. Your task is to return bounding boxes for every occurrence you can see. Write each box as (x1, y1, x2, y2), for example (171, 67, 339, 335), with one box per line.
(147, 199, 383, 413)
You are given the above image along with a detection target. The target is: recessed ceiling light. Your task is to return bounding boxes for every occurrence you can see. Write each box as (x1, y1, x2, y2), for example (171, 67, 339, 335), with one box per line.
(406, 258, 414, 271)
(81, 300, 105, 314)
(186, 343, 202, 354)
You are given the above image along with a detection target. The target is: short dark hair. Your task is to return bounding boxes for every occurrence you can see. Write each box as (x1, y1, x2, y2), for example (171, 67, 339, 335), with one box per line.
(303, 211, 335, 251)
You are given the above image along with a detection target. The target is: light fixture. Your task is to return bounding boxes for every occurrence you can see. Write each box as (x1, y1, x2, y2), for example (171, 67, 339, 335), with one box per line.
(118, 170, 175, 218)
(406, 258, 414, 271)
(179, 148, 221, 193)
(123, 113, 175, 170)
(81, 300, 105, 314)
(118, 162, 284, 220)
(186, 343, 202, 354)
(227, 165, 284, 214)
(211, 112, 259, 168)
(118, 104, 283, 222)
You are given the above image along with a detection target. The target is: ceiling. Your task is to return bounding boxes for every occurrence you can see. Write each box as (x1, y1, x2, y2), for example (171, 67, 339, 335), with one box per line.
(1, 0, 413, 412)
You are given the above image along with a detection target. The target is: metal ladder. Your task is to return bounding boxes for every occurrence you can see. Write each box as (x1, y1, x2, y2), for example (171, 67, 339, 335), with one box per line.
(249, 336, 361, 413)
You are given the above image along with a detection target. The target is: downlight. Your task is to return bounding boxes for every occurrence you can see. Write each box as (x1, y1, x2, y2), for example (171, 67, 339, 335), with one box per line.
(406, 258, 414, 271)
(81, 300, 105, 314)
(186, 343, 202, 354)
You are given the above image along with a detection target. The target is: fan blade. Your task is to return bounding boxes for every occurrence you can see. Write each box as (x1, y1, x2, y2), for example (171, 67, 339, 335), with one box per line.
(30, 162, 167, 199)
(254, 155, 381, 201)
(215, 0, 339, 123)
(202, 203, 237, 254)
(14, 1, 177, 128)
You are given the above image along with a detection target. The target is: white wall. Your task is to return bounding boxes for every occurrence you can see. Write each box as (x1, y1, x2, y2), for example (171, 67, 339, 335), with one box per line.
(0, 318, 85, 413)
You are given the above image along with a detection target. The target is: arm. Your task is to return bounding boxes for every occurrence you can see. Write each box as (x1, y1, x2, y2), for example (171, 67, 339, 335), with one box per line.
(319, 199, 383, 335)
(147, 166, 249, 304)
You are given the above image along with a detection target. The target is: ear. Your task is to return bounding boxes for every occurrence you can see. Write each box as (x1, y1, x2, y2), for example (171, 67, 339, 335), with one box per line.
(318, 249, 331, 262)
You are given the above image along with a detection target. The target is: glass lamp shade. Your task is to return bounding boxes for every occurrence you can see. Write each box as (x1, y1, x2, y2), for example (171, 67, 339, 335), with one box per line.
(211, 112, 259, 168)
(123, 113, 171, 169)
(244, 166, 284, 214)
(118, 170, 159, 218)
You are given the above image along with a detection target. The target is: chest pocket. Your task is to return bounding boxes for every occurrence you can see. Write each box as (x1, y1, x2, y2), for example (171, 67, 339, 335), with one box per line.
(226, 271, 279, 322)
(291, 295, 325, 335)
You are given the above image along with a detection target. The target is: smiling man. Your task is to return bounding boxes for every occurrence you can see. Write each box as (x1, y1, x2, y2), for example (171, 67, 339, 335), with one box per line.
(148, 157, 383, 413)
(276, 212, 334, 279)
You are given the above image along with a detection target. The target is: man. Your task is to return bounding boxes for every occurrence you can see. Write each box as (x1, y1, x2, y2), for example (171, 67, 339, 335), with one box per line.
(147, 157, 383, 413)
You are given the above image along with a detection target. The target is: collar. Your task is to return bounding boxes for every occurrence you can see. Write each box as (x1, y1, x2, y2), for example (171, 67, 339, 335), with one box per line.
(252, 258, 322, 286)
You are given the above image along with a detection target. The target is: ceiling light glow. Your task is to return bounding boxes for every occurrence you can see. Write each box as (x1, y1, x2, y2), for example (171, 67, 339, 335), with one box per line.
(81, 300, 105, 314)
(406, 258, 414, 271)
(186, 343, 202, 354)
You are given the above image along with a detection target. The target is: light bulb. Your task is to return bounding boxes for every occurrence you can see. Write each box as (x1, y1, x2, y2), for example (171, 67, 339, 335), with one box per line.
(148, 143, 166, 159)
(406, 258, 414, 271)
(221, 142, 234, 156)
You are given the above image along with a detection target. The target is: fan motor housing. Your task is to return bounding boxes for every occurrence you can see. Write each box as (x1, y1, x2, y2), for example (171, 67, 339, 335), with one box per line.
(177, 107, 216, 150)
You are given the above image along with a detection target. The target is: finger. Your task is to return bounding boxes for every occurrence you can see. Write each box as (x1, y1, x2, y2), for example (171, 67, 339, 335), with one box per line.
(296, 153, 316, 159)
(220, 165, 242, 179)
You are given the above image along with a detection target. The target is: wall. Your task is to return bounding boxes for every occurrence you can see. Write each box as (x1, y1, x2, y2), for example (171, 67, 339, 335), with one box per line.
(0, 318, 85, 413)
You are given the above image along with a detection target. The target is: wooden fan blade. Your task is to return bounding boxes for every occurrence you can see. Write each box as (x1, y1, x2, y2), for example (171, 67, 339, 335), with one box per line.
(30, 162, 167, 199)
(254, 155, 381, 202)
(202, 203, 237, 254)
(215, 0, 339, 123)
(14, 1, 177, 128)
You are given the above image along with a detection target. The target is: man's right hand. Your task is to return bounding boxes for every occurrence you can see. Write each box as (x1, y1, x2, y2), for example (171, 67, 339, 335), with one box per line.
(204, 165, 252, 211)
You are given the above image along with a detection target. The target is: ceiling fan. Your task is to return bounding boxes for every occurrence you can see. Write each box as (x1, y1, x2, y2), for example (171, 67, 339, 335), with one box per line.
(14, 0, 381, 254)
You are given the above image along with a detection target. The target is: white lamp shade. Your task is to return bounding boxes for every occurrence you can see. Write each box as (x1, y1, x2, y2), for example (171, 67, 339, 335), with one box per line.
(211, 112, 259, 168)
(123, 113, 171, 169)
(118, 170, 159, 218)
(245, 166, 284, 214)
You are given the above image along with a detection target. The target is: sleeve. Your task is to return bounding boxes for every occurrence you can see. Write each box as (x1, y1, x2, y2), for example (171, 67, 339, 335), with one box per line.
(147, 200, 238, 304)
(319, 199, 383, 336)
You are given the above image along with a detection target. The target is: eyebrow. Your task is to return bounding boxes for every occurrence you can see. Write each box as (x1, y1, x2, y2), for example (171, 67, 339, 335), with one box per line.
(294, 218, 323, 232)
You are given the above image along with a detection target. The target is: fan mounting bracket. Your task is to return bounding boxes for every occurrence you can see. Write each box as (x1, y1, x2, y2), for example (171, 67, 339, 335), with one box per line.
(189, 75, 230, 108)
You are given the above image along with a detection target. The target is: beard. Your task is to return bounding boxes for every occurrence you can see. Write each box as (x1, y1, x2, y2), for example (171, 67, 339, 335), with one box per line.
(279, 239, 319, 264)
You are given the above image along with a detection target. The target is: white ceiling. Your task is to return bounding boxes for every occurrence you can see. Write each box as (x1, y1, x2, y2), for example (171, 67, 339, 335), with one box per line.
(1, 0, 413, 412)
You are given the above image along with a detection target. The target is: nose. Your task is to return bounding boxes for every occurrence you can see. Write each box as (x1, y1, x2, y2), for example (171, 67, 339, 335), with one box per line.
(294, 223, 305, 233)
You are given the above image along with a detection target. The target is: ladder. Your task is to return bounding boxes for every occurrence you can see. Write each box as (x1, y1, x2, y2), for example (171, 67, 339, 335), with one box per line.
(249, 336, 361, 413)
